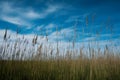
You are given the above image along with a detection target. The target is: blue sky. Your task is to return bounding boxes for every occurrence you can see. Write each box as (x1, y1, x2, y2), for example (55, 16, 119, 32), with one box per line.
(0, 0, 120, 45)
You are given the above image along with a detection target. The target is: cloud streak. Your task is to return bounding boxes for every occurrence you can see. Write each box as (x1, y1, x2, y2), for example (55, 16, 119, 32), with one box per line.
(0, 1, 63, 27)
(1, 16, 31, 27)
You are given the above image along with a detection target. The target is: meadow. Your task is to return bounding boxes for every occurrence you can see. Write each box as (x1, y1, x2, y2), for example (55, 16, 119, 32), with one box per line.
(0, 19, 120, 80)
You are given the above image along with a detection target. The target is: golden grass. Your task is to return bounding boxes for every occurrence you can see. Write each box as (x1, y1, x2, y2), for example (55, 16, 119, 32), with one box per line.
(0, 17, 120, 80)
(0, 57, 120, 80)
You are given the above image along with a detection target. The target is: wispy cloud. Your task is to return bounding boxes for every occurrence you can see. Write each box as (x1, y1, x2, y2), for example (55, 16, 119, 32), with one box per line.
(35, 25, 45, 31)
(23, 4, 62, 19)
(24, 10, 41, 19)
(1, 16, 31, 27)
(0, 2, 33, 27)
(82, 37, 96, 41)
(65, 13, 89, 23)
(65, 16, 83, 23)
(48, 27, 74, 42)
(36, 4, 63, 19)
(0, 2, 63, 27)
(45, 23, 57, 29)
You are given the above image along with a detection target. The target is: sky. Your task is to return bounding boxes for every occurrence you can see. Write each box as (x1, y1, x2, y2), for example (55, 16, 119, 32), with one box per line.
(0, 0, 120, 47)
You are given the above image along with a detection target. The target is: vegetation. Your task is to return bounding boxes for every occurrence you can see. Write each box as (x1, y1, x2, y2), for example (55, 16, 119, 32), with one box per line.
(0, 17, 120, 80)
(0, 57, 120, 80)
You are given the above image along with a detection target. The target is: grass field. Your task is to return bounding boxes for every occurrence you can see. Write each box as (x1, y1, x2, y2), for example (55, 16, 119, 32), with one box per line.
(0, 22, 120, 80)
(0, 56, 120, 80)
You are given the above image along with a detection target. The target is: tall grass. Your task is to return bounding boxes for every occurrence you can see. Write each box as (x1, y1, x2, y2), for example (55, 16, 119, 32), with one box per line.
(0, 17, 120, 80)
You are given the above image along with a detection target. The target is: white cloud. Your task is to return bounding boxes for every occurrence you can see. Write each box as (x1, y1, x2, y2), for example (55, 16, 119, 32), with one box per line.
(0, 29, 46, 44)
(46, 4, 60, 13)
(60, 28, 73, 34)
(37, 4, 62, 19)
(34, 23, 57, 34)
(0, 2, 62, 27)
(0, 29, 120, 59)
(82, 37, 96, 41)
(24, 10, 41, 19)
(35, 25, 45, 31)
(1, 16, 31, 26)
(0, 2, 32, 27)
(65, 13, 89, 23)
(48, 27, 74, 42)
(45, 23, 57, 29)
(65, 16, 84, 23)
(23, 4, 62, 19)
